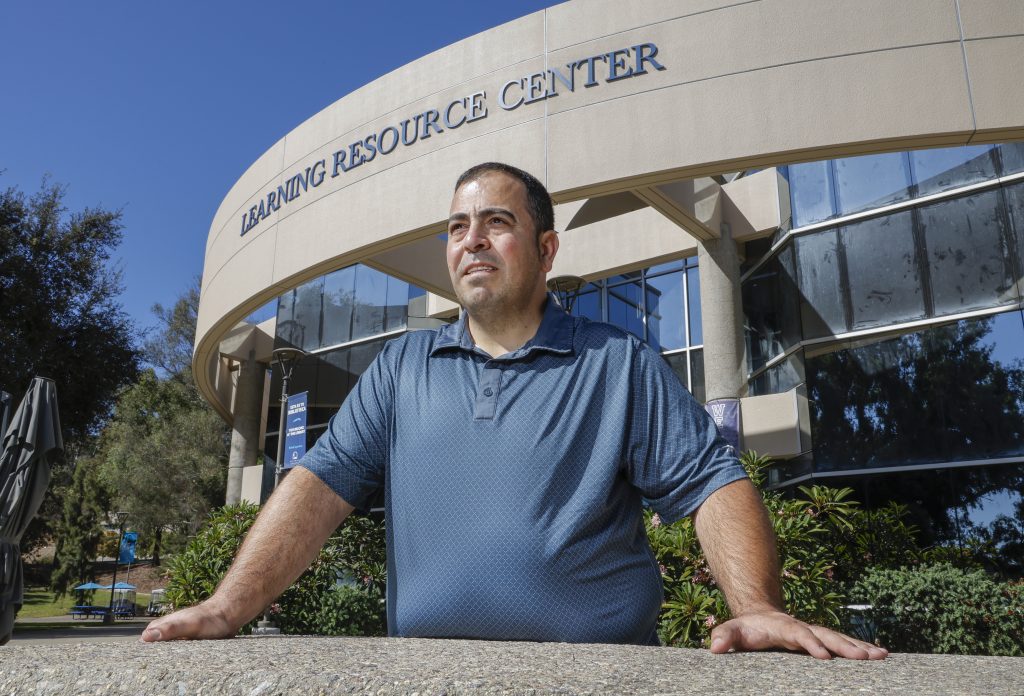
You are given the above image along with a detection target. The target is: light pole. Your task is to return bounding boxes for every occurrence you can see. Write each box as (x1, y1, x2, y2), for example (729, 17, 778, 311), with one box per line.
(547, 275, 588, 314)
(103, 511, 128, 625)
(271, 346, 307, 493)
(252, 347, 306, 636)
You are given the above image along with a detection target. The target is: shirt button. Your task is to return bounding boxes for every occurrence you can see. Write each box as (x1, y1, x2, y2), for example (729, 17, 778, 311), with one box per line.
(483, 387, 494, 397)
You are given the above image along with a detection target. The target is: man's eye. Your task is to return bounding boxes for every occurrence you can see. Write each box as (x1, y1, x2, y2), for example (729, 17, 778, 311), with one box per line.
(489, 217, 506, 225)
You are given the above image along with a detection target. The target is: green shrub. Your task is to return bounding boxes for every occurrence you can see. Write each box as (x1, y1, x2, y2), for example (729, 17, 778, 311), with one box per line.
(850, 563, 1024, 656)
(165, 503, 385, 636)
(649, 452, 852, 647)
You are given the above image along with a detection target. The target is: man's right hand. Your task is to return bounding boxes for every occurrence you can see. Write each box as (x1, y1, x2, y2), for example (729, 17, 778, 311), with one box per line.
(141, 602, 237, 642)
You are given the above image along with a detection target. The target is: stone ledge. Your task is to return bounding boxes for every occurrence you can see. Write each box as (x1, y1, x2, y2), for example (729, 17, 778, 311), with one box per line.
(2, 636, 1022, 695)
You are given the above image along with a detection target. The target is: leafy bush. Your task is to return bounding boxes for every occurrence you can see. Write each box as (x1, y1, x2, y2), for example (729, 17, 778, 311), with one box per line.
(165, 503, 385, 636)
(649, 452, 852, 647)
(849, 563, 1024, 656)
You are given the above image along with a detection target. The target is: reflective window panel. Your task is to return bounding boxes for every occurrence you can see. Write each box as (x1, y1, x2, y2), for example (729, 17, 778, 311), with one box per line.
(911, 145, 997, 198)
(690, 349, 705, 404)
(794, 229, 847, 339)
(322, 265, 357, 347)
(841, 210, 925, 330)
(788, 160, 836, 228)
(646, 270, 685, 351)
(833, 152, 912, 217)
(687, 266, 703, 346)
(998, 142, 1024, 176)
(1003, 182, 1024, 303)
(291, 276, 325, 352)
(743, 246, 800, 370)
(806, 310, 1024, 472)
(919, 188, 1016, 315)
(569, 287, 602, 323)
(607, 280, 645, 340)
(351, 265, 388, 340)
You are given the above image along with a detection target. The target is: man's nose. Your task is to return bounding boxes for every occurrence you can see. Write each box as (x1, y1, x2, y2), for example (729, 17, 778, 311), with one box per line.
(462, 220, 490, 252)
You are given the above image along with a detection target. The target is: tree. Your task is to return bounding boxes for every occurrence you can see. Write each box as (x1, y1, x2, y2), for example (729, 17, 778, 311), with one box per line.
(50, 454, 110, 595)
(0, 179, 140, 553)
(97, 281, 228, 564)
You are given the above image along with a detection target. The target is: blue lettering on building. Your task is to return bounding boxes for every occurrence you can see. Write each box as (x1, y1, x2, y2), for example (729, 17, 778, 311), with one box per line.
(240, 43, 664, 236)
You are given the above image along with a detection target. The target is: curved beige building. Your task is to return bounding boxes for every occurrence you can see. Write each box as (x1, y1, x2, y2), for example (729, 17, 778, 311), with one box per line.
(198, 0, 1024, 544)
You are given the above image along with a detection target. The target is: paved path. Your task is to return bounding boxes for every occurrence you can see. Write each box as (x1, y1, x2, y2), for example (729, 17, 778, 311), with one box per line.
(9, 619, 150, 645)
(2, 636, 1022, 694)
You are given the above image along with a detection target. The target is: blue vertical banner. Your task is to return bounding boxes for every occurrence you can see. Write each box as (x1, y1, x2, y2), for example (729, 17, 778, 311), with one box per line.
(705, 398, 742, 454)
(119, 531, 138, 564)
(284, 391, 308, 469)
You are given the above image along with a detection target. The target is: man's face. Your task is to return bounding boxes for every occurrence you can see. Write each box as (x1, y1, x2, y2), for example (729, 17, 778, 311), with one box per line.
(446, 172, 553, 316)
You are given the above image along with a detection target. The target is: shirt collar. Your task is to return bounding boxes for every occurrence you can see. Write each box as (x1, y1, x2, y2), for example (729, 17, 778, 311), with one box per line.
(431, 293, 575, 359)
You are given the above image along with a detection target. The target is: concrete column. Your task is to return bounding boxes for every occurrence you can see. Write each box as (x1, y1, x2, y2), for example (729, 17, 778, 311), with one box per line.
(696, 223, 746, 401)
(225, 351, 266, 505)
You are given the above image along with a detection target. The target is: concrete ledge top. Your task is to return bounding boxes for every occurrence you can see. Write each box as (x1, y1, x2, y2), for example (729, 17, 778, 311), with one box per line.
(3, 636, 1023, 695)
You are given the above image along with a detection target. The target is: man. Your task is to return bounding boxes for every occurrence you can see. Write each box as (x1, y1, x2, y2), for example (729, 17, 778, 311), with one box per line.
(143, 163, 886, 659)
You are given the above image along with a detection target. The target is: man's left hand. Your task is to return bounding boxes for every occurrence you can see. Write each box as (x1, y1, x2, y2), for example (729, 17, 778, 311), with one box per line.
(709, 610, 888, 660)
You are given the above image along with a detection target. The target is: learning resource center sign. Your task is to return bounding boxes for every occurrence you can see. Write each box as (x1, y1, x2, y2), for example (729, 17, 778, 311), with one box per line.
(240, 43, 665, 237)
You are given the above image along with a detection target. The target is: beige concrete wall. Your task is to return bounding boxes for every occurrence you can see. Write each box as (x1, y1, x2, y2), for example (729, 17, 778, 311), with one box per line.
(195, 0, 1024, 412)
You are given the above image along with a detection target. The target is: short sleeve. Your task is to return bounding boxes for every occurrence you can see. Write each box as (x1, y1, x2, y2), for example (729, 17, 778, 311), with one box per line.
(297, 341, 394, 510)
(625, 340, 748, 524)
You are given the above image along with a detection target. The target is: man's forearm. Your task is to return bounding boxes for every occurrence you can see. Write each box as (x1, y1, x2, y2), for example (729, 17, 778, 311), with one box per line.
(204, 466, 354, 629)
(693, 478, 782, 616)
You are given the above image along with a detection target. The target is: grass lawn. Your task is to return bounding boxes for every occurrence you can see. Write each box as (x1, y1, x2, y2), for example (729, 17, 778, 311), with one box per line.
(17, 587, 152, 619)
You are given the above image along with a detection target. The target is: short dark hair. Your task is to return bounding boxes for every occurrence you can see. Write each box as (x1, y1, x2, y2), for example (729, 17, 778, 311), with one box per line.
(454, 162, 555, 237)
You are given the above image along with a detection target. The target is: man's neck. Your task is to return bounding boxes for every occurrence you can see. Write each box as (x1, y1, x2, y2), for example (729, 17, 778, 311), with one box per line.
(465, 297, 547, 358)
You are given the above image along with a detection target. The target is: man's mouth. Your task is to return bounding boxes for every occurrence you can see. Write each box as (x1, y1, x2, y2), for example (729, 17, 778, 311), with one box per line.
(463, 263, 498, 276)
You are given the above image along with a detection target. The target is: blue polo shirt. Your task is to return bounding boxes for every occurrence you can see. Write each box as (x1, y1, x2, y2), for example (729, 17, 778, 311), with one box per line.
(300, 297, 747, 645)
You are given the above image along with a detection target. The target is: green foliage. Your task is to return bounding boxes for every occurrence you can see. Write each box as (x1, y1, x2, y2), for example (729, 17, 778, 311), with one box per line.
(850, 564, 1024, 656)
(98, 278, 229, 565)
(50, 455, 110, 595)
(99, 369, 228, 564)
(651, 452, 859, 647)
(1, 180, 140, 553)
(165, 504, 385, 636)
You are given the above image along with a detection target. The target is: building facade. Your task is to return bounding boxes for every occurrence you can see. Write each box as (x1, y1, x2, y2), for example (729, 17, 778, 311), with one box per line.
(196, 1, 1024, 567)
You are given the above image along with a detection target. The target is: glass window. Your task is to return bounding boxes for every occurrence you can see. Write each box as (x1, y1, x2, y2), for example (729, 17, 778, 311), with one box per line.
(351, 265, 387, 340)
(322, 266, 356, 347)
(806, 311, 1024, 472)
(794, 229, 847, 339)
(788, 160, 836, 228)
(384, 275, 410, 332)
(690, 349, 705, 404)
(1003, 181, 1024, 303)
(275, 288, 298, 349)
(687, 266, 702, 346)
(645, 271, 685, 351)
(841, 210, 925, 330)
(919, 188, 1015, 316)
(646, 259, 684, 275)
(749, 353, 805, 396)
(608, 280, 645, 340)
(291, 277, 325, 351)
(998, 142, 1024, 176)
(833, 152, 912, 216)
(743, 247, 799, 370)
(911, 145, 997, 197)
(569, 287, 602, 322)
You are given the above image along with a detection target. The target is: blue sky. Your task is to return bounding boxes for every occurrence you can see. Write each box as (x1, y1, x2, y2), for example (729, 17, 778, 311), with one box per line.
(1, 0, 554, 337)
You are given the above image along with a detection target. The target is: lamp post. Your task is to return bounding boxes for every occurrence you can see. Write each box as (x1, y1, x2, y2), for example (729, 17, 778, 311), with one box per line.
(271, 346, 307, 491)
(547, 275, 587, 314)
(252, 347, 306, 636)
(103, 511, 128, 625)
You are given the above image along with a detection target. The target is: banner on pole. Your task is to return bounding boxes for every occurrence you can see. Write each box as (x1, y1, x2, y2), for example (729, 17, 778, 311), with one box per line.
(284, 391, 308, 469)
(705, 398, 742, 454)
(119, 531, 138, 564)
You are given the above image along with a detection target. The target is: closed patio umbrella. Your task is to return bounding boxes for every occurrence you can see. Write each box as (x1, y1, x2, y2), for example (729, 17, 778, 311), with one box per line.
(0, 377, 62, 645)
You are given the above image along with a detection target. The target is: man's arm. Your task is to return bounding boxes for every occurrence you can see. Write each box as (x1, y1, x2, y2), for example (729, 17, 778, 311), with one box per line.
(141, 467, 353, 641)
(693, 478, 887, 660)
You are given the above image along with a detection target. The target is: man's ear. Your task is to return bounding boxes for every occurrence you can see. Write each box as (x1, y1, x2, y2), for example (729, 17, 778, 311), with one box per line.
(538, 230, 559, 273)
